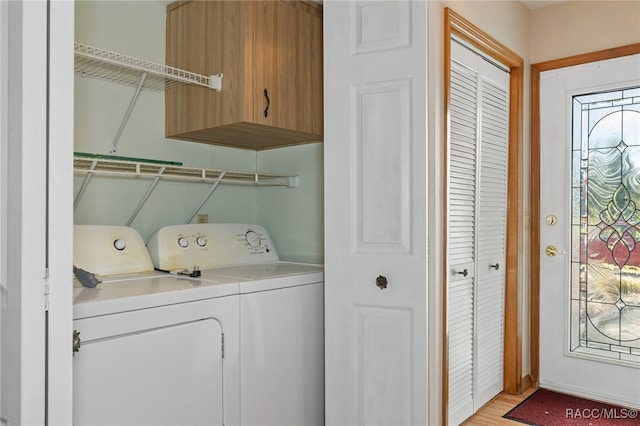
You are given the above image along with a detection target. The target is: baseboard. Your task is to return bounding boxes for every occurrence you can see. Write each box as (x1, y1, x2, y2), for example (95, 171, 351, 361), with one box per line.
(539, 380, 640, 410)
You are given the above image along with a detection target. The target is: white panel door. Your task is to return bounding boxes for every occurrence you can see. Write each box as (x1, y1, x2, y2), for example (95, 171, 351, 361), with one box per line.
(447, 41, 509, 426)
(539, 54, 640, 409)
(324, 1, 428, 425)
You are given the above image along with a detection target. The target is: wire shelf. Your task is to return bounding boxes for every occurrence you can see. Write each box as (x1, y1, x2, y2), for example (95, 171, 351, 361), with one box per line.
(74, 154, 298, 224)
(73, 155, 296, 187)
(74, 42, 222, 92)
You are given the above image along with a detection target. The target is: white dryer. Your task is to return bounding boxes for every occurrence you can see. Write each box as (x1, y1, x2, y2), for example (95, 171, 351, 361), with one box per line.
(73, 225, 240, 426)
(147, 223, 325, 426)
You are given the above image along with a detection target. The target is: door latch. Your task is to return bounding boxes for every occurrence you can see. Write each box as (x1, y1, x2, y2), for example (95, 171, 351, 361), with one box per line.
(73, 329, 81, 355)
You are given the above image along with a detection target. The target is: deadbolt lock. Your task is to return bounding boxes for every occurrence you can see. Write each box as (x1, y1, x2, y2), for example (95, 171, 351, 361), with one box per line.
(546, 215, 557, 225)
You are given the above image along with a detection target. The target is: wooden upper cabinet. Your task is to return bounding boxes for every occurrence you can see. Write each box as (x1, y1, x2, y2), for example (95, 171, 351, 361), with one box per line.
(165, 0, 323, 150)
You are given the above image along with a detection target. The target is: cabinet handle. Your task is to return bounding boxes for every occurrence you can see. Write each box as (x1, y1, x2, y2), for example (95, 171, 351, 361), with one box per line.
(376, 275, 388, 290)
(263, 88, 270, 118)
(490, 263, 500, 270)
(456, 269, 468, 277)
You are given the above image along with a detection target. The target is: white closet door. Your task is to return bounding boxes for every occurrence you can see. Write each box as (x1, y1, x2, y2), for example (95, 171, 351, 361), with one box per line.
(447, 40, 509, 425)
(475, 60, 509, 409)
(324, 2, 428, 425)
(447, 54, 478, 425)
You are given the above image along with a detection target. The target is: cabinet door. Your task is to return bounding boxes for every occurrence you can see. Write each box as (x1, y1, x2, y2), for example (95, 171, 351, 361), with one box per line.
(166, 1, 322, 149)
(252, 1, 322, 136)
(166, 1, 247, 136)
(166, 0, 207, 136)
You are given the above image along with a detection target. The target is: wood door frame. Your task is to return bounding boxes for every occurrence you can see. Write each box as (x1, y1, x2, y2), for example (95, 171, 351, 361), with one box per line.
(529, 42, 640, 383)
(443, 8, 525, 422)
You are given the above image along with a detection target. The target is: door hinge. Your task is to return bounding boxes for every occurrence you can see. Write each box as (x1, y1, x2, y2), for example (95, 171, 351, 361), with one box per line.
(221, 333, 225, 359)
(44, 268, 50, 311)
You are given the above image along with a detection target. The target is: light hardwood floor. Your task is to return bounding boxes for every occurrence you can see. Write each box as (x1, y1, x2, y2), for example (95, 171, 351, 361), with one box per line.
(462, 387, 537, 425)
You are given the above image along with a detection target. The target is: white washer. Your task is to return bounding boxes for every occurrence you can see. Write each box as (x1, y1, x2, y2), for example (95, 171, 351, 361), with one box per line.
(73, 225, 240, 426)
(147, 223, 325, 426)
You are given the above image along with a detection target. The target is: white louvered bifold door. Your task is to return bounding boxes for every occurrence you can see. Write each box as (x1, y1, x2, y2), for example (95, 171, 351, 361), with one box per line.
(447, 39, 510, 426)
(447, 54, 478, 426)
(475, 65, 509, 409)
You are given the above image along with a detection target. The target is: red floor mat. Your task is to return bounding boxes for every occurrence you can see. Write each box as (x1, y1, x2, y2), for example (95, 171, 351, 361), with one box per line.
(503, 388, 639, 425)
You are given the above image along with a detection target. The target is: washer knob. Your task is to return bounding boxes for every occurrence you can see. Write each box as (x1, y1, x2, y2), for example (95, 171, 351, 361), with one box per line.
(113, 239, 126, 251)
(245, 230, 261, 247)
(196, 236, 207, 247)
(178, 237, 189, 248)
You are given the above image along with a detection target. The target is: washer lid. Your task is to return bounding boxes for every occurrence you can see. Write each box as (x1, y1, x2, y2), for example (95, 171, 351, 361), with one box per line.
(199, 261, 324, 293)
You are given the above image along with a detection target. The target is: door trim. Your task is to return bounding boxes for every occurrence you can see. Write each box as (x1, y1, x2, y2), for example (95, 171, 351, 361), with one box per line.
(443, 7, 524, 422)
(530, 42, 640, 384)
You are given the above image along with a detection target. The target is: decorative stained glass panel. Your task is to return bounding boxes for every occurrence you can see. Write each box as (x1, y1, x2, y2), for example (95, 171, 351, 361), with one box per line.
(570, 86, 640, 365)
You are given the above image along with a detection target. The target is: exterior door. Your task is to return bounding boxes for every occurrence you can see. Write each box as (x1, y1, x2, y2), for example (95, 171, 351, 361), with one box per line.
(539, 53, 640, 409)
(447, 40, 510, 426)
(324, 1, 428, 425)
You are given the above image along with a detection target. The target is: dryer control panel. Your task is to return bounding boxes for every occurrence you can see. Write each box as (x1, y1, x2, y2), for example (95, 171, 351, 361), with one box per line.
(147, 223, 280, 271)
(74, 225, 154, 275)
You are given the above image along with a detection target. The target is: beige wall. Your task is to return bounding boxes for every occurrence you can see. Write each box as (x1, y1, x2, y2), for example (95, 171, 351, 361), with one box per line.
(531, 0, 640, 63)
(445, 0, 531, 56)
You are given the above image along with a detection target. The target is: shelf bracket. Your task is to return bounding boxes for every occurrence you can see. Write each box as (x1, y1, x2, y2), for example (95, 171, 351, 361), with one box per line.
(208, 73, 223, 91)
(110, 71, 148, 154)
(186, 171, 226, 224)
(74, 160, 97, 211)
(126, 166, 166, 226)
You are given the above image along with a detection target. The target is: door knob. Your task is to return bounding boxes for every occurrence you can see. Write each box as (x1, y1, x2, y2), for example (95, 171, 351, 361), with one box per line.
(545, 245, 558, 257)
(376, 275, 388, 290)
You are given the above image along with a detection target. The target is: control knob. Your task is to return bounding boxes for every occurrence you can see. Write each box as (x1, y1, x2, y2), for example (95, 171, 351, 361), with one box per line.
(113, 239, 126, 251)
(178, 237, 189, 248)
(245, 230, 261, 247)
(196, 236, 207, 247)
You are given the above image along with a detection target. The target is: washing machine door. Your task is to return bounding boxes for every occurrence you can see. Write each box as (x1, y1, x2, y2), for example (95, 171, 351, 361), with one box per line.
(73, 303, 224, 425)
